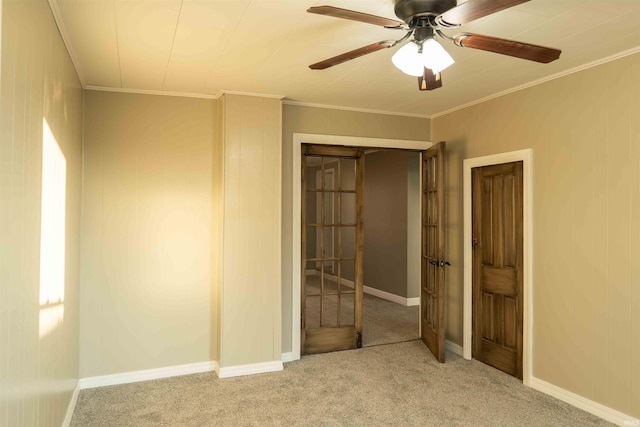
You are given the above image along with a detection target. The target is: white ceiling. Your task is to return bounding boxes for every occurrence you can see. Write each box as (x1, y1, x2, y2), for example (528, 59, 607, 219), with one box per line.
(53, 0, 640, 117)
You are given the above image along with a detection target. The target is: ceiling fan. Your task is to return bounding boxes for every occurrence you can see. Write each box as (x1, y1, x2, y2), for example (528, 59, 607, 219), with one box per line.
(307, 0, 561, 91)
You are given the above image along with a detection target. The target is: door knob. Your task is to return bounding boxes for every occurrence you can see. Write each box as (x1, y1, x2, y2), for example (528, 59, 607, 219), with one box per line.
(429, 260, 451, 267)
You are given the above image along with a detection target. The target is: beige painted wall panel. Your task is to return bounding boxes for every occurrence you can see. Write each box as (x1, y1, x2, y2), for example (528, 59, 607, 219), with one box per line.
(281, 104, 430, 352)
(0, 0, 83, 425)
(631, 58, 640, 416)
(81, 91, 215, 377)
(590, 105, 610, 407)
(570, 110, 597, 399)
(211, 99, 222, 363)
(604, 65, 633, 412)
(432, 53, 640, 417)
(542, 119, 574, 390)
(220, 94, 282, 367)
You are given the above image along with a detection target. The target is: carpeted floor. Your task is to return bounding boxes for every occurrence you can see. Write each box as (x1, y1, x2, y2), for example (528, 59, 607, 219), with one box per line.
(361, 290, 418, 347)
(71, 282, 608, 426)
(70, 341, 610, 426)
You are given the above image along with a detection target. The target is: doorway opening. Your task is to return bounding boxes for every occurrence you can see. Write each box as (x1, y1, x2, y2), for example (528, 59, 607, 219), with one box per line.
(291, 134, 433, 361)
(301, 145, 422, 354)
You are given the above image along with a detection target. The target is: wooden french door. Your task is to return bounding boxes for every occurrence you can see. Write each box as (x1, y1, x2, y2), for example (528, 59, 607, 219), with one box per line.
(301, 144, 364, 354)
(421, 141, 447, 363)
(472, 161, 523, 379)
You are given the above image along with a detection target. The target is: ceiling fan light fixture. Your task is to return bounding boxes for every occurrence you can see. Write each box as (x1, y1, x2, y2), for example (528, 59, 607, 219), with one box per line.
(392, 38, 455, 77)
(421, 38, 455, 73)
(391, 42, 424, 77)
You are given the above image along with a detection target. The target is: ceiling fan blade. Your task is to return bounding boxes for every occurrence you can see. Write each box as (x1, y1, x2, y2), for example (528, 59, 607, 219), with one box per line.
(454, 33, 561, 63)
(418, 68, 443, 91)
(309, 41, 394, 70)
(308, 6, 404, 29)
(438, 0, 530, 27)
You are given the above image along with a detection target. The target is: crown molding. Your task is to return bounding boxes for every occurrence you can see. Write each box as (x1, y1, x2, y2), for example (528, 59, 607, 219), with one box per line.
(47, 0, 86, 86)
(84, 86, 287, 101)
(84, 85, 218, 99)
(216, 89, 285, 99)
(282, 100, 431, 119)
(430, 45, 640, 119)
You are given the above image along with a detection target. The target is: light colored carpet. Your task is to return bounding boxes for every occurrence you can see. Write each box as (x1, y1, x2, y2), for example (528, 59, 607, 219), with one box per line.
(305, 274, 419, 347)
(70, 341, 610, 426)
(361, 291, 418, 347)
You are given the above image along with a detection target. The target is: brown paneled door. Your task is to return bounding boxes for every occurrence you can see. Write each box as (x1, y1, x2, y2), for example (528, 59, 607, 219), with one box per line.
(472, 162, 523, 379)
(421, 142, 447, 363)
(301, 144, 364, 355)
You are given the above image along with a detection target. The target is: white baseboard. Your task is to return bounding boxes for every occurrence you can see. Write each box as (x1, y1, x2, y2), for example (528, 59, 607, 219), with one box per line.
(216, 360, 283, 379)
(79, 361, 217, 389)
(62, 380, 80, 427)
(406, 297, 420, 306)
(77, 356, 290, 391)
(529, 376, 639, 426)
(310, 270, 418, 307)
(445, 340, 464, 356)
(363, 285, 418, 307)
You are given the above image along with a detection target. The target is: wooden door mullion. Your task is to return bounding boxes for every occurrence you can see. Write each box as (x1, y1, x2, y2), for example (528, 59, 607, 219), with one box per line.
(301, 154, 307, 350)
(354, 154, 364, 345)
(320, 158, 326, 328)
(337, 159, 343, 326)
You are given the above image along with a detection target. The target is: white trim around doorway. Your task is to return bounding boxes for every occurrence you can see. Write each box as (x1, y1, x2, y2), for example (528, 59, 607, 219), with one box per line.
(462, 149, 533, 386)
(292, 133, 433, 361)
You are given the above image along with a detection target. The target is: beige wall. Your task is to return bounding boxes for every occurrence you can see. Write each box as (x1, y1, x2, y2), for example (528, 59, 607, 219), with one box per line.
(219, 94, 282, 367)
(282, 104, 430, 352)
(364, 150, 409, 297)
(80, 91, 216, 377)
(0, 0, 83, 424)
(212, 94, 224, 363)
(432, 53, 640, 418)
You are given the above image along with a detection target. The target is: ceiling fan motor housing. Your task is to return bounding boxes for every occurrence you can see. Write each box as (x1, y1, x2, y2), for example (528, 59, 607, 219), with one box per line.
(394, 0, 457, 23)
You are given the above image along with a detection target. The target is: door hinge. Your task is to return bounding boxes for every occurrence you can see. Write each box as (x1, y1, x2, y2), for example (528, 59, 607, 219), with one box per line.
(356, 332, 362, 348)
(472, 236, 479, 247)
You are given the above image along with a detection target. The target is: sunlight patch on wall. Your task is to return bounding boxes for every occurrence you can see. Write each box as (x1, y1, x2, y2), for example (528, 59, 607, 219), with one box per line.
(39, 118, 66, 338)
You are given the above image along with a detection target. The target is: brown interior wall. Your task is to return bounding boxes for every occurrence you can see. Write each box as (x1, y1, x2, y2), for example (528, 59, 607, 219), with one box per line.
(363, 151, 409, 297)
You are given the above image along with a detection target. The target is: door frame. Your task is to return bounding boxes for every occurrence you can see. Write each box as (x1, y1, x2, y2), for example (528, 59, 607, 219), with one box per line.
(462, 149, 533, 385)
(292, 133, 432, 361)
